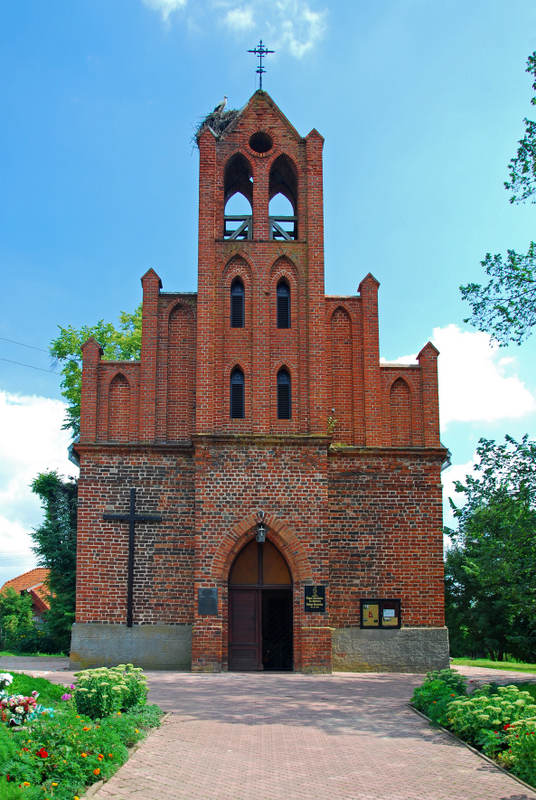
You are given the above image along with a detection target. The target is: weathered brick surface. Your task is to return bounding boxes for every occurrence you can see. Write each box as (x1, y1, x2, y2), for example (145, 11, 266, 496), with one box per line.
(328, 449, 445, 629)
(75, 447, 195, 625)
(74, 90, 448, 672)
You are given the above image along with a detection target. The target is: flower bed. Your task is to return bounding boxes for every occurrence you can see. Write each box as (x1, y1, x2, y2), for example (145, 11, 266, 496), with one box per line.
(411, 669, 536, 787)
(0, 666, 162, 800)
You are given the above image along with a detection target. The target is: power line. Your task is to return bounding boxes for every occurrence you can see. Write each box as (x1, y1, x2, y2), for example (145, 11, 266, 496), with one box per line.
(0, 336, 48, 353)
(0, 356, 58, 374)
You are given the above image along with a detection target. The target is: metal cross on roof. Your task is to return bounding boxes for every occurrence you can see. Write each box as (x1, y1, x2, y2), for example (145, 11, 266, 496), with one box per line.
(248, 40, 275, 90)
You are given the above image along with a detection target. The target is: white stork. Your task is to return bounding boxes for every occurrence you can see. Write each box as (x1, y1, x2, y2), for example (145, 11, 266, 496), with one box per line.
(213, 95, 228, 114)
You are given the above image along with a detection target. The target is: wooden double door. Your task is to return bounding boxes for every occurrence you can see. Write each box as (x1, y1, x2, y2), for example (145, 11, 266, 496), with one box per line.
(228, 539, 293, 671)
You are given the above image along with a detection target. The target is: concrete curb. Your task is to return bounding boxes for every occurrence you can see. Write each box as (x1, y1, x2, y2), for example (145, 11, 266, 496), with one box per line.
(78, 712, 171, 799)
(408, 703, 536, 794)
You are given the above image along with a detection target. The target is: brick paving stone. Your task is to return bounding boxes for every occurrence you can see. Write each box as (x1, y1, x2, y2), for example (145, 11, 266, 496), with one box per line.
(90, 671, 536, 800)
(3, 659, 536, 799)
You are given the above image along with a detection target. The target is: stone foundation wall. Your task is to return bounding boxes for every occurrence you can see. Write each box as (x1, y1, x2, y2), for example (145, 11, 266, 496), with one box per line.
(70, 623, 192, 671)
(332, 626, 449, 673)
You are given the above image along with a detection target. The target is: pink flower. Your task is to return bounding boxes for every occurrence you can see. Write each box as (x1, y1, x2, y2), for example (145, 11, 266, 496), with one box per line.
(61, 694, 72, 701)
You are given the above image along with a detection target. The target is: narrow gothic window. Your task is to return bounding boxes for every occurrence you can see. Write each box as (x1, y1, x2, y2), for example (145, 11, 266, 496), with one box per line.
(230, 368, 245, 418)
(231, 279, 245, 328)
(277, 281, 290, 328)
(277, 369, 291, 419)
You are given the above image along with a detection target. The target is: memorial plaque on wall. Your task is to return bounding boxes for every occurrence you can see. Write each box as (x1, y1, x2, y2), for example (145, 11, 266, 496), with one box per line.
(198, 587, 218, 615)
(304, 585, 326, 612)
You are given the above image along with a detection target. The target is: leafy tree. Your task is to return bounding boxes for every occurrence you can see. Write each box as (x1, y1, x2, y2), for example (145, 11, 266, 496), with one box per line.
(0, 587, 34, 652)
(50, 305, 142, 436)
(31, 471, 78, 653)
(445, 435, 536, 661)
(461, 53, 536, 345)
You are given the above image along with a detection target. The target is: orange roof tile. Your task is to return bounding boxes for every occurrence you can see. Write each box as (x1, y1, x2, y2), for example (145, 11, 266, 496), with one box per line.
(1, 567, 51, 609)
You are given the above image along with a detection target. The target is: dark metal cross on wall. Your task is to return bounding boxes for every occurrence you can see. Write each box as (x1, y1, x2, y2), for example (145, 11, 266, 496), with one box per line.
(103, 488, 162, 627)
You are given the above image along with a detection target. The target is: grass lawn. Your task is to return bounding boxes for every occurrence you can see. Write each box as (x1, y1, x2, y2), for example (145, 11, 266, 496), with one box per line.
(452, 657, 536, 673)
(0, 651, 66, 658)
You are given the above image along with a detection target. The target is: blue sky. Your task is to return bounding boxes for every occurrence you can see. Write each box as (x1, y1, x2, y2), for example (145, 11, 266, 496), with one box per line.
(1, 0, 536, 585)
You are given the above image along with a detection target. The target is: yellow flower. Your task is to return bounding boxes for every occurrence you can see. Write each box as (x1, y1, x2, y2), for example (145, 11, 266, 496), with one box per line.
(117, 712, 121, 715)
(52, 783, 58, 787)
(23, 782, 30, 787)
(75, 796, 80, 800)
(135, 729, 139, 733)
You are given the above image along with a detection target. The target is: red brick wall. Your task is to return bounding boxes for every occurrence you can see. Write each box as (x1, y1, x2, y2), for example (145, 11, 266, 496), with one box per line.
(328, 449, 445, 629)
(75, 90, 447, 673)
(75, 446, 195, 625)
(196, 92, 327, 437)
(191, 438, 330, 671)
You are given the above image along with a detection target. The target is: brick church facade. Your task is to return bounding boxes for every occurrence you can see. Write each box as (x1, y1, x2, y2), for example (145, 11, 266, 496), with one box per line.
(71, 91, 449, 673)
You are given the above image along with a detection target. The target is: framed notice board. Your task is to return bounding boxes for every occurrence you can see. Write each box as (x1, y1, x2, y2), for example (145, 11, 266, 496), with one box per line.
(360, 599, 401, 629)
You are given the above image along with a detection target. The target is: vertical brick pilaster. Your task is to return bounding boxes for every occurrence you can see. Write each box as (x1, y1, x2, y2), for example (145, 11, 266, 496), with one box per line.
(359, 273, 382, 446)
(418, 342, 441, 447)
(301, 626, 333, 673)
(196, 127, 217, 434)
(80, 338, 103, 443)
(305, 128, 327, 434)
(139, 269, 162, 442)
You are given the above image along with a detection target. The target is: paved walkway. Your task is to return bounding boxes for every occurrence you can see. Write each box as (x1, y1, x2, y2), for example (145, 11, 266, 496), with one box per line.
(3, 659, 536, 800)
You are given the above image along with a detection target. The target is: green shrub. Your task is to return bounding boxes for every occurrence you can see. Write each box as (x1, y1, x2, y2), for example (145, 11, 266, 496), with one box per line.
(498, 719, 536, 784)
(411, 679, 457, 725)
(425, 669, 468, 694)
(73, 664, 147, 720)
(411, 669, 468, 725)
(100, 704, 162, 748)
(447, 684, 536, 754)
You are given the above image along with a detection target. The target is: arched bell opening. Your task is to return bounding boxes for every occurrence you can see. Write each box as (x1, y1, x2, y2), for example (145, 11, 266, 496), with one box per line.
(269, 154, 298, 241)
(228, 537, 293, 671)
(224, 154, 253, 240)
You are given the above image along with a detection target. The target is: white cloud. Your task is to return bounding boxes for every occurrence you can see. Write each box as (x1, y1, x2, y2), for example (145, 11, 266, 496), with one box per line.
(141, 0, 187, 23)
(433, 325, 535, 428)
(224, 6, 254, 31)
(0, 391, 76, 586)
(385, 326, 536, 428)
(141, 0, 327, 57)
(441, 456, 476, 529)
(275, 0, 327, 58)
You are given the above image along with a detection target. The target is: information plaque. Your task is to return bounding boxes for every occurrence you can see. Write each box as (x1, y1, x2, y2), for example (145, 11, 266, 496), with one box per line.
(304, 585, 326, 613)
(198, 587, 218, 615)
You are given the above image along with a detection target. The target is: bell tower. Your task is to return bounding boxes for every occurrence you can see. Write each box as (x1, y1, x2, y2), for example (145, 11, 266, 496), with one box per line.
(195, 91, 328, 436)
(192, 92, 333, 671)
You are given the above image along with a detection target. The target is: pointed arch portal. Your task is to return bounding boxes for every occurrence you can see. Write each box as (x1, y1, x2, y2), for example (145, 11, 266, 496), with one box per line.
(228, 538, 293, 671)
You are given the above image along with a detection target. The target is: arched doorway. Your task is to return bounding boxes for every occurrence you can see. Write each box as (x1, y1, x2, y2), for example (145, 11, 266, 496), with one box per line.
(228, 538, 293, 671)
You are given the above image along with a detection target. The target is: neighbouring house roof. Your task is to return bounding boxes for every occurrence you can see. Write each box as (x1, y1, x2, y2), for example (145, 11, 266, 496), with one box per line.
(1, 567, 51, 611)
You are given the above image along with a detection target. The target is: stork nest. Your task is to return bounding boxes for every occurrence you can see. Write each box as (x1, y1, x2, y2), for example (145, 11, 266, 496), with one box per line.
(195, 108, 241, 145)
